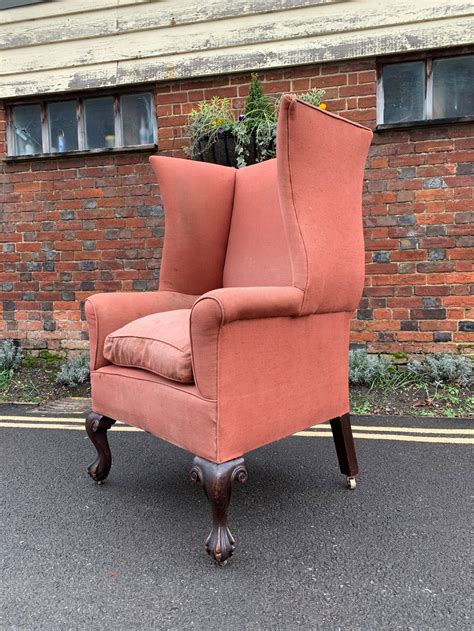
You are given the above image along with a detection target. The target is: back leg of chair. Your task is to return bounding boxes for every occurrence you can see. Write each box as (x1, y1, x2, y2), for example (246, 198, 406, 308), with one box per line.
(85, 411, 116, 483)
(329, 413, 359, 489)
(190, 455, 248, 564)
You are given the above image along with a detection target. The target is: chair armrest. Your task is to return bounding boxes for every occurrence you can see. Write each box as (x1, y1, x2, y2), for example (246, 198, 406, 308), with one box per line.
(86, 290, 197, 370)
(190, 286, 303, 398)
(192, 286, 303, 324)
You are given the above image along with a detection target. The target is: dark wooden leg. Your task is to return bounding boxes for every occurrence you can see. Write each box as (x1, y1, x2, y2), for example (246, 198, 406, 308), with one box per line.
(85, 411, 116, 483)
(330, 413, 359, 489)
(190, 456, 248, 563)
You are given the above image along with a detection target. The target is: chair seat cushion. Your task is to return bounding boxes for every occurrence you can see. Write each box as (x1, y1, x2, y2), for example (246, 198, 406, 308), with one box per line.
(103, 309, 194, 383)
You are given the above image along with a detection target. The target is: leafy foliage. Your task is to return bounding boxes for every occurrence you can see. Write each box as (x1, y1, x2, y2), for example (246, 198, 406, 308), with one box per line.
(185, 96, 234, 159)
(296, 87, 326, 108)
(185, 77, 327, 168)
(0, 339, 23, 372)
(244, 73, 275, 120)
(55, 353, 90, 387)
(348, 349, 393, 386)
(233, 74, 278, 167)
(407, 353, 473, 387)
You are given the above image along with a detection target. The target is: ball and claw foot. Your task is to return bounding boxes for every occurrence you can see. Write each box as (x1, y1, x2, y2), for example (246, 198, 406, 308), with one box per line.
(85, 412, 116, 483)
(190, 456, 248, 564)
(346, 476, 357, 490)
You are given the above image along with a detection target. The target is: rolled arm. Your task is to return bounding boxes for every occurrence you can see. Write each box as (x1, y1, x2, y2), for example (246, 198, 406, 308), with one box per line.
(190, 286, 303, 399)
(86, 290, 197, 370)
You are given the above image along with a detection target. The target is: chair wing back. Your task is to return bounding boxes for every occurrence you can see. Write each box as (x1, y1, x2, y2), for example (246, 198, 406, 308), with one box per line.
(223, 159, 293, 288)
(277, 95, 373, 315)
(150, 156, 235, 295)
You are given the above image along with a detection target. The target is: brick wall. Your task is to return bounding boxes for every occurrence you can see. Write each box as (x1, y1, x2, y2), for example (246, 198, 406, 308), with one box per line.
(1, 56, 473, 354)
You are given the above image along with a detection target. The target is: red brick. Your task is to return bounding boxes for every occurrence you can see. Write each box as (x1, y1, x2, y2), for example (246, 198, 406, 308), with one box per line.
(1, 62, 472, 353)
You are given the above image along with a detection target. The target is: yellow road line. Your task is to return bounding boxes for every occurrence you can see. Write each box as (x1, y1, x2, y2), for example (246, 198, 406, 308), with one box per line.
(311, 424, 474, 435)
(1, 421, 473, 444)
(0, 415, 125, 424)
(297, 431, 474, 444)
(1, 415, 472, 435)
(0, 422, 136, 431)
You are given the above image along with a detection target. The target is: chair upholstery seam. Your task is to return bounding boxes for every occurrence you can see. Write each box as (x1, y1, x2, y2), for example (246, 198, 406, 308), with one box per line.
(97, 359, 192, 384)
(285, 100, 310, 316)
(94, 368, 217, 403)
(106, 334, 188, 354)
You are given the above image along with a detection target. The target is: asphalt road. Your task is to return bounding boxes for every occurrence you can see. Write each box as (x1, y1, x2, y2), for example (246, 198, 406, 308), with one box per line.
(1, 410, 472, 630)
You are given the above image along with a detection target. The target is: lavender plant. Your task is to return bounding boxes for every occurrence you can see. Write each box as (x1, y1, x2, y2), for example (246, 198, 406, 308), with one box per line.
(56, 353, 90, 387)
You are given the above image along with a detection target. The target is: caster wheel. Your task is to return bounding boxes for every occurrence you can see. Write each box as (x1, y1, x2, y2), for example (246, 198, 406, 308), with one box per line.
(346, 476, 356, 490)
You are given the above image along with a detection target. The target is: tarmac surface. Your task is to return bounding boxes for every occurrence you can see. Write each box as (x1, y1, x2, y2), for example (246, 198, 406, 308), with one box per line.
(1, 406, 472, 630)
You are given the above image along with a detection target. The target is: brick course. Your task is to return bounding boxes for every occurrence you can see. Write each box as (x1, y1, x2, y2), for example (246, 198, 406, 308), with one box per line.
(1, 57, 473, 354)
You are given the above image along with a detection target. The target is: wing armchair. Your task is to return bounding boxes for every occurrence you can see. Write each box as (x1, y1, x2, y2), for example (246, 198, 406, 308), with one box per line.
(85, 96, 373, 563)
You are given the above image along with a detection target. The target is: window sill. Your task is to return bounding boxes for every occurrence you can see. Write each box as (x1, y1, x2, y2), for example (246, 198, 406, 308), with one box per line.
(376, 115, 474, 132)
(4, 143, 158, 163)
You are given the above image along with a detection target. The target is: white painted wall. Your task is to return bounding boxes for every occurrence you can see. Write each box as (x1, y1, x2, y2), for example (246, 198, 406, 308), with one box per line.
(0, 0, 472, 98)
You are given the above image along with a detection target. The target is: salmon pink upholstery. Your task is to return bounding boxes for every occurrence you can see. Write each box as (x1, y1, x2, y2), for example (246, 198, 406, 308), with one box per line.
(278, 96, 371, 314)
(190, 286, 303, 399)
(86, 96, 372, 464)
(86, 290, 197, 370)
(103, 310, 193, 383)
(91, 365, 217, 461)
(223, 159, 292, 288)
(149, 157, 235, 295)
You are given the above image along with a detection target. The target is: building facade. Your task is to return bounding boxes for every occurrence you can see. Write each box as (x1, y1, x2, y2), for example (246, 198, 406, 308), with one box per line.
(0, 0, 473, 354)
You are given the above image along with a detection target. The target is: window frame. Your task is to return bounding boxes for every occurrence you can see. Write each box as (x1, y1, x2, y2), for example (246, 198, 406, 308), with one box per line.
(376, 49, 474, 131)
(5, 88, 158, 160)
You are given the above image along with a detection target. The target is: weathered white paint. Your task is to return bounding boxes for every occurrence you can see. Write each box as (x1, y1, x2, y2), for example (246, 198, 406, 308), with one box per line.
(0, 0, 473, 98)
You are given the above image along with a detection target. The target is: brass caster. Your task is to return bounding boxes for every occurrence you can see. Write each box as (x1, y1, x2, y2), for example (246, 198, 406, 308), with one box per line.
(346, 476, 356, 490)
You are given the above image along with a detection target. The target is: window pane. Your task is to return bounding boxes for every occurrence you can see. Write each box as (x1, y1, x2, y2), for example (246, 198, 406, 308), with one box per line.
(12, 104, 42, 155)
(120, 93, 154, 146)
(432, 55, 474, 119)
(383, 61, 425, 124)
(48, 101, 78, 152)
(84, 97, 115, 149)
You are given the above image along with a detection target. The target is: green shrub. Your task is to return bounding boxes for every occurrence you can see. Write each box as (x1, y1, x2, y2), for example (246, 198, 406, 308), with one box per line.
(0, 339, 23, 372)
(186, 77, 328, 169)
(349, 349, 392, 386)
(407, 354, 473, 387)
(297, 87, 326, 107)
(186, 96, 235, 160)
(55, 353, 90, 387)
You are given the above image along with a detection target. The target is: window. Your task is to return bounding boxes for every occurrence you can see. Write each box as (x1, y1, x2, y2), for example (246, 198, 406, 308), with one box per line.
(0, 0, 48, 8)
(7, 92, 157, 157)
(378, 54, 473, 127)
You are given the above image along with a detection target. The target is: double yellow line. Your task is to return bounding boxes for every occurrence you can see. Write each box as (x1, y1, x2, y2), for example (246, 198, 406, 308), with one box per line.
(295, 424, 474, 444)
(1, 415, 473, 444)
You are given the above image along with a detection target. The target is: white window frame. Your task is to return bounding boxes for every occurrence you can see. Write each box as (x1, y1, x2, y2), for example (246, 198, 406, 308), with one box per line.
(6, 91, 158, 158)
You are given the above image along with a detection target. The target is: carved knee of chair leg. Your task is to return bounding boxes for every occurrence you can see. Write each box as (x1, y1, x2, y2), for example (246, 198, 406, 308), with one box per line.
(190, 456, 248, 564)
(85, 411, 116, 483)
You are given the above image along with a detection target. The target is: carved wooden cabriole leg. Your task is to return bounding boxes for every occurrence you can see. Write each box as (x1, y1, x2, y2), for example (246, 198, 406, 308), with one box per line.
(190, 456, 248, 563)
(85, 411, 116, 483)
(330, 413, 359, 489)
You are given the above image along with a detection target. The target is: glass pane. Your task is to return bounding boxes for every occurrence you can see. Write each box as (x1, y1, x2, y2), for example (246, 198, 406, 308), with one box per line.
(432, 55, 474, 119)
(48, 101, 78, 152)
(84, 97, 115, 149)
(12, 104, 42, 155)
(383, 61, 425, 124)
(120, 93, 154, 146)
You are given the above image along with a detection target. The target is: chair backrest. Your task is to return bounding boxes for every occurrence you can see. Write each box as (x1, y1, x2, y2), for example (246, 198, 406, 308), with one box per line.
(223, 159, 292, 288)
(152, 97, 372, 308)
(277, 96, 373, 314)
